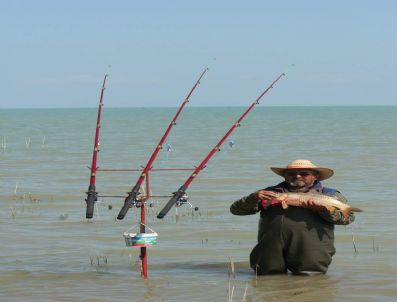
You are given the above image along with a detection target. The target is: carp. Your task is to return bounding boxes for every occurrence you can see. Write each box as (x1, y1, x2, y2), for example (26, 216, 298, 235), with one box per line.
(260, 190, 362, 218)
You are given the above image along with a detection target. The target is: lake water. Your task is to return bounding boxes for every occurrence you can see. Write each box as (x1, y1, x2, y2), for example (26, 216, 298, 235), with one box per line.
(0, 106, 396, 301)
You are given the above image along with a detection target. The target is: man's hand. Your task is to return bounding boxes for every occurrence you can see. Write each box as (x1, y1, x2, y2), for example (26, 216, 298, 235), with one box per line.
(255, 190, 282, 209)
(256, 190, 267, 200)
(256, 190, 278, 200)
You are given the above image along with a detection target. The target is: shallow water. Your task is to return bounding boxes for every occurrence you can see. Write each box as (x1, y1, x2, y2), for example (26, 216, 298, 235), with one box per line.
(0, 106, 396, 301)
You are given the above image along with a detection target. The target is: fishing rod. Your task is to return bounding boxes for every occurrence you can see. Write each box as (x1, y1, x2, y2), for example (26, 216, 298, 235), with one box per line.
(117, 68, 209, 220)
(157, 73, 285, 219)
(85, 74, 108, 219)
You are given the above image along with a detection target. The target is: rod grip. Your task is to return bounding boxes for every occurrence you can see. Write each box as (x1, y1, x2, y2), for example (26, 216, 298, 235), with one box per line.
(85, 185, 97, 219)
(157, 186, 187, 219)
(117, 192, 137, 220)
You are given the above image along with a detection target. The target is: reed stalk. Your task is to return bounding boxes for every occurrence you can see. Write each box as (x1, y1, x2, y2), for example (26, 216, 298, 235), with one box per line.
(351, 234, 358, 254)
(14, 182, 18, 196)
(228, 256, 235, 278)
(228, 279, 235, 302)
(1, 136, 6, 151)
(242, 283, 248, 302)
(10, 206, 16, 218)
(372, 237, 379, 252)
(25, 137, 31, 148)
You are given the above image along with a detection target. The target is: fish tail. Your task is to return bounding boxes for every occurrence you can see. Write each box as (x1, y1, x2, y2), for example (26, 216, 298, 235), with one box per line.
(340, 208, 351, 219)
(340, 207, 363, 219)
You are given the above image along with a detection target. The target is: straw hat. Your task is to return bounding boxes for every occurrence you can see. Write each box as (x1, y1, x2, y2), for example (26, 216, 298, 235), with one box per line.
(270, 159, 334, 181)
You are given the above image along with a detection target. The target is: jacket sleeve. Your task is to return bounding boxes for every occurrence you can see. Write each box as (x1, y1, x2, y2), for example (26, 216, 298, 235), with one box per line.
(230, 193, 260, 215)
(317, 191, 355, 225)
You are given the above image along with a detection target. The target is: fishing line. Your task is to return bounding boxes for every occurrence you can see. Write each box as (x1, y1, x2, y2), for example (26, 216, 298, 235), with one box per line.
(117, 68, 209, 220)
(157, 73, 286, 219)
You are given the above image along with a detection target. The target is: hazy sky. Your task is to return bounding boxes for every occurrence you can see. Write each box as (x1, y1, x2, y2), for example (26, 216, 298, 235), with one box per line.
(1, 0, 396, 108)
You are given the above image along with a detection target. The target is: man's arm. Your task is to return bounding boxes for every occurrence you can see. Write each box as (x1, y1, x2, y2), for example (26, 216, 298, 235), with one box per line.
(317, 191, 355, 225)
(230, 193, 261, 215)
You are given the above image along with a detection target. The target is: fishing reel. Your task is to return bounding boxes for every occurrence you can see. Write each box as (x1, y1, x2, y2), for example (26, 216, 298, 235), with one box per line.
(130, 193, 145, 208)
(175, 193, 188, 207)
(126, 185, 148, 208)
(175, 194, 199, 211)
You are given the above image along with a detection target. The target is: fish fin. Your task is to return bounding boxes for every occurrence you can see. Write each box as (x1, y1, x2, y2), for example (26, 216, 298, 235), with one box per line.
(325, 205, 336, 214)
(281, 200, 289, 209)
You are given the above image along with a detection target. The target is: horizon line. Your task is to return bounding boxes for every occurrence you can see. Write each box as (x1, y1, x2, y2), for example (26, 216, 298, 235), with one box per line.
(1, 104, 396, 110)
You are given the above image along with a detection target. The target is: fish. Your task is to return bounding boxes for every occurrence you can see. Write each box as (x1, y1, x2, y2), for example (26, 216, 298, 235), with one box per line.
(259, 190, 362, 218)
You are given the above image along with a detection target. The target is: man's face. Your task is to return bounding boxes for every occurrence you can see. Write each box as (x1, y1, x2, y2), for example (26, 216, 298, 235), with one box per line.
(284, 169, 318, 189)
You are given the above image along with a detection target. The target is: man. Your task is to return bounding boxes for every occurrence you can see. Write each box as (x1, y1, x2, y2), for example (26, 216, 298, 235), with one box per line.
(230, 159, 354, 275)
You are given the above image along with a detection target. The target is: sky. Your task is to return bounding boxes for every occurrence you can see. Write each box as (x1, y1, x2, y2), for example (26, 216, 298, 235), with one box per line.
(1, 0, 396, 108)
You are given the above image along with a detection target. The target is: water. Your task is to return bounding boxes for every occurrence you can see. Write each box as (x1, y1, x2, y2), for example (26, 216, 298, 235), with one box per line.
(0, 106, 396, 301)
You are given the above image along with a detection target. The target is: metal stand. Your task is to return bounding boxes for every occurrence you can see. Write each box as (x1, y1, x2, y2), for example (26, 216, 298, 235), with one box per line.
(140, 171, 150, 278)
(94, 167, 194, 278)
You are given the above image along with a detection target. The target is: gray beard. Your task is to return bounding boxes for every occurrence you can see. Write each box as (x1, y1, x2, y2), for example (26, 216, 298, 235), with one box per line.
(287, 181, 312, 192)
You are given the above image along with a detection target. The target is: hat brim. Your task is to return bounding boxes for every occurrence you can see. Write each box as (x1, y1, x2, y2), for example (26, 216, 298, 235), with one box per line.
(270, 167, 334, 181)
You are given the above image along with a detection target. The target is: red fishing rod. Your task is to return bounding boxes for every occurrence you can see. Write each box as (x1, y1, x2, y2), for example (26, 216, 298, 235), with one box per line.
(157, 73, 285, 219)
(86, 74, 108, 219)
(117, 68, 208, 220)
